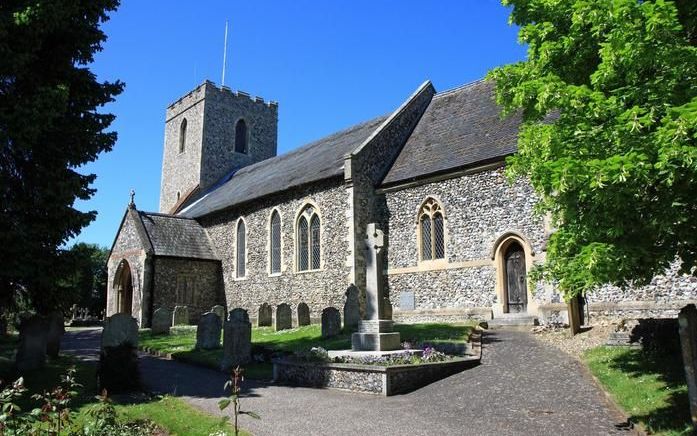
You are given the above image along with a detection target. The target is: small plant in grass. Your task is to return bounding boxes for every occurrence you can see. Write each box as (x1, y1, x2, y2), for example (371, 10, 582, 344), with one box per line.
(219, 366, 259, 436)
(0, 377, 31, 435)
(30, 365, 82, 435)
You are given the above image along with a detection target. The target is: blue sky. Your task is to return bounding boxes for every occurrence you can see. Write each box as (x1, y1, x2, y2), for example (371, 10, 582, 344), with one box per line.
(75, 0, 526, 248)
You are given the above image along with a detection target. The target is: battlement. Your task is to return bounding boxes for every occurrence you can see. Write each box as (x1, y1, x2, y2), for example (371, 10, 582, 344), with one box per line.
(167, 80, 278, 112)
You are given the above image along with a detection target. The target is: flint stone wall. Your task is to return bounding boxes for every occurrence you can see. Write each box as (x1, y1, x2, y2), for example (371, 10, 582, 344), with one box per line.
(384, 168, 547, 312)
(273, 358, 475, 396)
(106, 210, 151, 326)
(152, 258, 223, 323)
(200, 180, 351, 318)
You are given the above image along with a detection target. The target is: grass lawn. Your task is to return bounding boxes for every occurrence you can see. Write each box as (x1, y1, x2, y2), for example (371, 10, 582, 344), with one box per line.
(139, 322, 476, 379)
(0, 343, 243, 435)
(583, 346, 692, 436)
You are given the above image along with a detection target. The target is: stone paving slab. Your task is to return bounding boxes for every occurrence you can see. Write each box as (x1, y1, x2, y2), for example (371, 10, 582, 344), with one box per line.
(62, 327, 636, 436)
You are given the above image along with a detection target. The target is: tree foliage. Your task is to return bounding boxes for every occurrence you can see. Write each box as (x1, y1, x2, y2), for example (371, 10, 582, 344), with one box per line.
(0, 0, 122, 313)
(59, 243, 109, 314)
(489, 0, 697, 298)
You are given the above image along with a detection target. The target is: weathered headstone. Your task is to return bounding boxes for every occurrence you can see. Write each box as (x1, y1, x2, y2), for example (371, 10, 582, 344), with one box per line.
(258, 303, 272, 327)
(211, 305, 226, 323)
(343, 284, 361, 332)
(276, 303, 292, 331)
(679, 304, 697, 430)
(221, 308, 252, 370)
(46, 311, 65, 358)
(321, 307, 341, 338)
(15, 316, 47, 372)
(172, 305, 190, 326)
(196, 312, 222, 350)
(98, 313, 139, 393)
(297, 302, 311, 326)
(351, 223, 401, 351)
(151, 307, 172, 335)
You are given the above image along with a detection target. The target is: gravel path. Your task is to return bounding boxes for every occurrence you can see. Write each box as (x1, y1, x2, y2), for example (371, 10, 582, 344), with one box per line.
(62, 327, 635, 436)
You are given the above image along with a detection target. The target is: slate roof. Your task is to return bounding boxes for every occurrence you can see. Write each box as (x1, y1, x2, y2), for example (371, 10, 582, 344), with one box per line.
(138, 212, 218, 260)
(380, 80, 521, 187)
(180, 115, 387, 218)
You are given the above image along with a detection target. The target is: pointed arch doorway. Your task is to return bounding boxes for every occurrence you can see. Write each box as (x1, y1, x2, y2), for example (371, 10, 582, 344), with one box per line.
(504, 242, 527, 313)
(114, 260, 134, 315)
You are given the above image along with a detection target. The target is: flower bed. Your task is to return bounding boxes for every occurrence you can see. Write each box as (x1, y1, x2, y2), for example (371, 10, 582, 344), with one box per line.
(273, 330, 482, 396)
(273, 355, 478, 396)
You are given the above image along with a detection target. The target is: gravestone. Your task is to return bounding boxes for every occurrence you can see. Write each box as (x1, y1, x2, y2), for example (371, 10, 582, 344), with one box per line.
(99, 313, 139, 393)
(211, 305, 226, 323)
(46, 311, 65, 358)
(321, 307, 341, 338)
(276, 303, 292, 331)
(297, 303, 311, 326)
(151, 308, 172, 335)
(221, 308, 252, 370)
(172, 305, 190, 326)
(258, 303, 272, 327)
(196, 312, 222, 350)
(351, 223, 401, 351)
(15, 316, 47, 372)
(343, 284, 361, 332)
(678, 304, 697, 430)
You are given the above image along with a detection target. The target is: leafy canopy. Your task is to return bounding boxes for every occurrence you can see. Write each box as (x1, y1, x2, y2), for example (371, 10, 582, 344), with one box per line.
(489, 0, 697, 298)
(0, 0, 123, 313)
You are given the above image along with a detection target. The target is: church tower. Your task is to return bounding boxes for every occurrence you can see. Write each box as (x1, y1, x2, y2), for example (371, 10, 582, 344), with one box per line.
(159, 81, 278, 213)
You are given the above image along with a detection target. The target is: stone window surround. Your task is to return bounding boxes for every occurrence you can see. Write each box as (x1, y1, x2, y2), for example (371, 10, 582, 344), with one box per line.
(234, 217, 248, 281)
(416, 195, 448, 266)
(294, 200, 324, 274)
(267, 208, 283, 277)
(233, 117, 250, 155)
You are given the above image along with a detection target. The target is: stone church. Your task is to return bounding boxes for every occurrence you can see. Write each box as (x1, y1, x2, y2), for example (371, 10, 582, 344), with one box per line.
(107, 78, 697, 328)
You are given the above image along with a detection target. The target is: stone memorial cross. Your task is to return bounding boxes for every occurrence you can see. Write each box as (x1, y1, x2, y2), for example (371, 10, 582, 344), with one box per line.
(365, 223, 386, 320)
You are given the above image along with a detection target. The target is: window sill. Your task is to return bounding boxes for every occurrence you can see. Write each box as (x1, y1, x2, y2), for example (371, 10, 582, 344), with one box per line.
(268, 272, 282, 278)
(294, 268, 323, 275)
(233, 276, 248, 282)
(417, 259, 449, 268)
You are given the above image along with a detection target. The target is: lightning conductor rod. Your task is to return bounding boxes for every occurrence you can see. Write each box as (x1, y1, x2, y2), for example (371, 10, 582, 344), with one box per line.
(221, 20, 229, 87)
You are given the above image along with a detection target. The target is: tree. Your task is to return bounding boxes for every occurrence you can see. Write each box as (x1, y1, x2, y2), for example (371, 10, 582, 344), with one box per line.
(59, 243, 109, 315)
(489, 0, 697, 299)
(0, 0, 123, 314)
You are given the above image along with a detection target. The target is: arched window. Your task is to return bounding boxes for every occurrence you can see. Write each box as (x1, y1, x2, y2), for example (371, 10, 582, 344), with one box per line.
(179, 118, 187, 153)
(418, 197, 445, 261)
(236, 219, 246, 278)
(234, 119, 248, 154)
(269, 210, 281, 274)
(297, 204, 320, 271)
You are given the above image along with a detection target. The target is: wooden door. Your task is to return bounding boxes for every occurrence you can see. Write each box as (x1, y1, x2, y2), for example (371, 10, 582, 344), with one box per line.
(505, 244, 527, 313)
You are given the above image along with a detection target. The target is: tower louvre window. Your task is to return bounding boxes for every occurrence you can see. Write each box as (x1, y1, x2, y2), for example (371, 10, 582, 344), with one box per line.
(179, 118, 187, 153)
(234, 119, 248, 154)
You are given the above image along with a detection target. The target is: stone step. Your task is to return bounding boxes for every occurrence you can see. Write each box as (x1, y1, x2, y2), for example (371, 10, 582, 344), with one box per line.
(488, 315, 539, 327)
